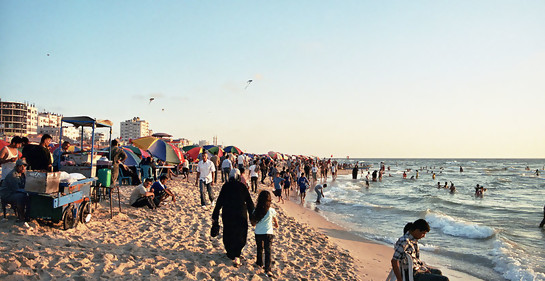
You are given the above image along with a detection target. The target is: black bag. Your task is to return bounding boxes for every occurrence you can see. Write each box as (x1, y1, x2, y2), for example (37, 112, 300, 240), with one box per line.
(210, 221, 220, 237)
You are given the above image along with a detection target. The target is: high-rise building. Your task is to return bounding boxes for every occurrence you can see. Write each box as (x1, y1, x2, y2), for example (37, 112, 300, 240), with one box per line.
(0, 99, 28, 136)
(120, 117, 150, 141)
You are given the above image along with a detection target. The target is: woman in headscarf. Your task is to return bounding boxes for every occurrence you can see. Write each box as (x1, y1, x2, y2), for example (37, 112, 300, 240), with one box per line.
(212, 168, 255, 266)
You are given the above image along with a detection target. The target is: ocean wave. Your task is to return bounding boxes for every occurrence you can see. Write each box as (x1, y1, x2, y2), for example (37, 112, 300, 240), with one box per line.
(490, 240, 545, 281)
(424, 211, 495, 239)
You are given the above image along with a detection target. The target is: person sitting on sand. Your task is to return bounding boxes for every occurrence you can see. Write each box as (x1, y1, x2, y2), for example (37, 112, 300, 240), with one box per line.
(0, 159, 30, 224)
(272, 172, 284, 204)
(129, 178, 156, 209)
(150, 175, 176, 207)
(314, 183, 327, 204)
(297, 172, 310, 205)
(251, 190, 279, 277)
(392, 219, 449, 281)
(212, 168, 255, 267)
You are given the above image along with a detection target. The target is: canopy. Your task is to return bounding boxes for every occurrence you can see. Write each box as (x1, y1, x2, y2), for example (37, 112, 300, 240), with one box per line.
(61, 116, 112, 128)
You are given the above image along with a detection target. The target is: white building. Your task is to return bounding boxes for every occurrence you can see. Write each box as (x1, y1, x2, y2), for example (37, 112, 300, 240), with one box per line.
(38, 112, 62, 128)
(26, 104, 38, 135)
(120, 117, 150, 141)
(198, 140, 209, 147)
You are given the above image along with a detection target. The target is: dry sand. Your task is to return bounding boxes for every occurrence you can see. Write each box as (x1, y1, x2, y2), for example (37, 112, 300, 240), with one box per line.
(0, 171, 393, 280)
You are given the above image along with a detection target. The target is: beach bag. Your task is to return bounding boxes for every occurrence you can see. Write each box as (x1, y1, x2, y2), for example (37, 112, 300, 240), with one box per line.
(210, 221, 220, 237)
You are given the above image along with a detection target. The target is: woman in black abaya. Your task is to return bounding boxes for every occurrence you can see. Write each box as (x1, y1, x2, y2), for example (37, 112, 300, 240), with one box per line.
(212, 168, 255, 266)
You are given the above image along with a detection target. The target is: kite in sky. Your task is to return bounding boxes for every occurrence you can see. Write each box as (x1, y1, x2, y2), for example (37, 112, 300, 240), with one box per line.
(245, 80, 253, 90)
(149, 97, 155, 104)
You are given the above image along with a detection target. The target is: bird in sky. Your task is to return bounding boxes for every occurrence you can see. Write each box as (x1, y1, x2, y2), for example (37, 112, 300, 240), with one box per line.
(149, 97, 155, 104)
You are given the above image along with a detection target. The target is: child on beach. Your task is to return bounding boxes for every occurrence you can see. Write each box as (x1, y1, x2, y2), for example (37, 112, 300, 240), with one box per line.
(251, 191, 279, 277)
(272, 172, 284, 203)
(297, 172, 310, 205)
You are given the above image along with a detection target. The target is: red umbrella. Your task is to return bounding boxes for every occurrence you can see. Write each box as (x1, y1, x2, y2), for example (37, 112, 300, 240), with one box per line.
(0, 139, 9, 150)
(186, 147, 202, 162)
(168, 143, 184, 163)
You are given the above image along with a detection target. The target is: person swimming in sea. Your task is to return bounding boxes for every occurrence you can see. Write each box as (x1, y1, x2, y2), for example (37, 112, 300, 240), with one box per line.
(449, 182, 456, 194)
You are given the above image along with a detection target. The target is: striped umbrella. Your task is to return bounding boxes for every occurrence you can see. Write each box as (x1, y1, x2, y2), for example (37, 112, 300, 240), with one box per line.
(224, 146, 243, 154)
(203, 145, 224, 157)
(148, 139, 182, 164)
(131, 136, 159, 150)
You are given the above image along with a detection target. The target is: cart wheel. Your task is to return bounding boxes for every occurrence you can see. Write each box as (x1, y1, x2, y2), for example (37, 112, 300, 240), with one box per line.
(78, 201, 92, 223)
(62, 204, 76, 230)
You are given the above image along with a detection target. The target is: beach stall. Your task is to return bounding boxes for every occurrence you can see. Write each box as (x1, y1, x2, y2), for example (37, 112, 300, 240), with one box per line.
(25, 116, 112, 229)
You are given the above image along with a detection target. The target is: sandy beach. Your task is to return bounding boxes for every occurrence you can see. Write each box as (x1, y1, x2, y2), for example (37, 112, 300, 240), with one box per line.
(0, 171, 393, 280)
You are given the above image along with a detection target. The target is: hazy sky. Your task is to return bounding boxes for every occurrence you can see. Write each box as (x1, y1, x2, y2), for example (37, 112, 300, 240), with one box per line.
(1, 1, 544, 158)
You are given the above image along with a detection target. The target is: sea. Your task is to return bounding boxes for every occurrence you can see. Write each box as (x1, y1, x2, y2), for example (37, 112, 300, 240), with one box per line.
(309, 158, 545, 281)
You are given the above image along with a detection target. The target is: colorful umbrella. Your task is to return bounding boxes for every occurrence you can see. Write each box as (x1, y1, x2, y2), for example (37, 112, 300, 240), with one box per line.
(186, 146, 203, 162)
(224, 146, 243, 154)
(203, 145, 224, 157)
(182, 145, 200, 152)
(131, 136, 159, 150)
(0, 139, 9, 150)
(122, 147, 142, 166)
(168, 143, 184, 163)
(123, 145, 151, 158)
(148, 139, 182, 164)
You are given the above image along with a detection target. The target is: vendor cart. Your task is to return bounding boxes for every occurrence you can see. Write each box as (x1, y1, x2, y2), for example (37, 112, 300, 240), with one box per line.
(27, 176, 95, 230)
(25, 116, 115, 229)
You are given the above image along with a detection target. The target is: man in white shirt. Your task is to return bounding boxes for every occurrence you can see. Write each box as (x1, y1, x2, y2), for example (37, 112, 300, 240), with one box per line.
(129, 178, 156, 209)
(237, 154, 245, 170)
(196, 152, 216, 207)
(221, 156, 233, 183)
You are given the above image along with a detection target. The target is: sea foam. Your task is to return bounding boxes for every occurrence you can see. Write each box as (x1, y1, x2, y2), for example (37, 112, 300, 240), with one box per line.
(425, 211, 495, 239)
(491, 240, 545, 281)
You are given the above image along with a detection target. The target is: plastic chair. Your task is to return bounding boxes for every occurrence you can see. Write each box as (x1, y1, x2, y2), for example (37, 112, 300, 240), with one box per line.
(386, 253, 414, 281)
(140, 165, 152, 180)
(118, 167, 132, 185)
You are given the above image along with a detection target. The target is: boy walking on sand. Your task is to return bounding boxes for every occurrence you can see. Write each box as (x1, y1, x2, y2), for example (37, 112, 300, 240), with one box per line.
(272, 172, 284, 204)
(297, 172, 310, 205)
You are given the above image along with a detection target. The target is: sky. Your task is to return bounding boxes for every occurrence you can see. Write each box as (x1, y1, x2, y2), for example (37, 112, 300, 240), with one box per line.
(1, 1, 544, 158)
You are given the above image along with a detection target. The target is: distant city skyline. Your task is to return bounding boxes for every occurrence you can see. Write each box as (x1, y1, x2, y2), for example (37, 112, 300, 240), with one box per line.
(1, 1, 544, 158)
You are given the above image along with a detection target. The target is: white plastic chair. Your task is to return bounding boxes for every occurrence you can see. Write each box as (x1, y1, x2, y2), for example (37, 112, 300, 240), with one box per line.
(386, 253, 414, 281)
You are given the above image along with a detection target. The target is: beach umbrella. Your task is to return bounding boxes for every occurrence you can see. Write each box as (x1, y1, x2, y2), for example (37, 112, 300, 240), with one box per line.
(0, 140, 9, 150)
(122, 147, 142, 166)
(151, 132, 172, 138)
(168, 143, 184, 163)
(186, 146, 203, 162)
(123, 145, 151, 158)
(203, 145, 224, 157)
(182, 145, 200, 152)
(132, 136, 159, 150)
(224, 146, 243, 154)
(148, 139, 182, 164)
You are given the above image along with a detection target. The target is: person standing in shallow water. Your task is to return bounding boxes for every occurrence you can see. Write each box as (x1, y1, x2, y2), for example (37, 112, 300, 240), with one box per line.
(539, 206, 545, 227)
(352, 163, 359, 179)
